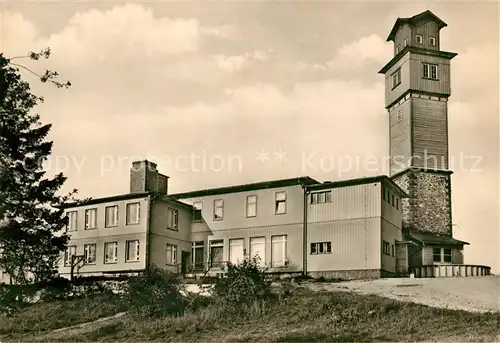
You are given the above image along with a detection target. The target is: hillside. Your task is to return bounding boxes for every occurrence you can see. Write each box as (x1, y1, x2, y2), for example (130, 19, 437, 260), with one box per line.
(1, 279, 499, 342)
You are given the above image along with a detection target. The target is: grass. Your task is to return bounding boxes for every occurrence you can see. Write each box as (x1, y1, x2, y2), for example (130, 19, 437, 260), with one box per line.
(0, 293, 127, 340)
(2, 287, 498, 342)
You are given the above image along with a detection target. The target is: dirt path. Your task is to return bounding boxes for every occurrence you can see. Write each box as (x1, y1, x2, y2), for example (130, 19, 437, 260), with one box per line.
(303, 275, 500, 313)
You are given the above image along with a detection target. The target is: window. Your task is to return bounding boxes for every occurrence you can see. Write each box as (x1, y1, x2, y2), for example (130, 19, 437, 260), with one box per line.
(432, 248, 441, 262)
(271, 235, 287, 267)
(391, 194, 395, 206)
(125, 240, 140, 262)
(429, 36, 436, 46)
(275, 192, 287, 214)
(250, 237, 265, 267)
(391, 244, 395, 257)
(67, 211, 78, 231)
(382, 241, 391, 256)
(85, 208, 97, 230)
(166, 244, 177, 265)
(310, 242, 332, 255)
(104, 242, 118, 264)
(209, 240, 223, 268)
(392, 68, 401, 89)
(64, 245, 76, 266)
(246, 195, 257, 217)
(311, 191, 332, 204)
(126, 203, 140, 225)
(403, 37, 408, 47)
(84, 244, 96, 264)
(443, 248, 452, 263)
(382, 188, 386, 201)
(229, 238, 244, 265)
(192, 241, 204, 270)
(213, 199, 224, 220)
(416, 34, 423, 44)
(193, 202, 202, 222)
(395, 44, 400, 54)
(422, 63, 438, 80)
(167, 208, 178, 230)
(396, 197, 399, 210)
(105, 205, 119, 227)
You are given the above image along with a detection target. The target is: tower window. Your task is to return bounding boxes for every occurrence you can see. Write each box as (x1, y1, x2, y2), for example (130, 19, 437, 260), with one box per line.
(395, 44, 401, 54)
(403, 37, 408, 47)
(429, 36, 436, 46)
(391, 68, 401, 89)
(415, 34, 423, 44)
(422, 63, 438, 80)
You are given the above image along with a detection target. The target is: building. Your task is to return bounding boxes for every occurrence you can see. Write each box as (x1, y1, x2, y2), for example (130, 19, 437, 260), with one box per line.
(52, 10, 492, 281)
(377, 10, 485, 277)
(0, 10, 491, 284)
(57, 160, 408, 280)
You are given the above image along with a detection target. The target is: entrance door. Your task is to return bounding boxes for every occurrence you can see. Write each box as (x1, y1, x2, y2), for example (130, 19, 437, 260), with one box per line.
(181, 251, 191, 274)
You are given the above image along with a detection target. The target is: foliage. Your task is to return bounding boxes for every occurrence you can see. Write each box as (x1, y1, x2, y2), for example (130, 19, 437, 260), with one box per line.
(212, 252, 273, 306)
(126, 266, 186, 318)
(0, 49, 86, 286)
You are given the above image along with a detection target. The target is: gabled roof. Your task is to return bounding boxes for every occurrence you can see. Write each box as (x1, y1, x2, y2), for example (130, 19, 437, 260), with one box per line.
(405, 230, 469, 246)
(169, 176, 320, 199)
(387, 10, 448, 42)
(306, 175, 409, 198)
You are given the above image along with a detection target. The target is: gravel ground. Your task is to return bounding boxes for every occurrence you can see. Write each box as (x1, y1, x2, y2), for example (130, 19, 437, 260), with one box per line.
(303, 275, 500, 313)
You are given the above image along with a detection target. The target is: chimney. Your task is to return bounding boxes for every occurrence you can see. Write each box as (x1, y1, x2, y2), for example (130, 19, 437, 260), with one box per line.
(130, 160, 168, 194)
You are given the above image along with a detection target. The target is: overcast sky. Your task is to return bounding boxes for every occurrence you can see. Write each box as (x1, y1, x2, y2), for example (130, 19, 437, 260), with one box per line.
(2, 1, 498, 272)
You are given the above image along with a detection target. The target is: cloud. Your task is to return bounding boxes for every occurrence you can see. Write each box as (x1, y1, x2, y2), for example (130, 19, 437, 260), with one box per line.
(326, 34, 391, 71)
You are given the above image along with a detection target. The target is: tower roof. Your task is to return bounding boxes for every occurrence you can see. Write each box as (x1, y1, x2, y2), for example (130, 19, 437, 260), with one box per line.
(386, 10, 448, 42)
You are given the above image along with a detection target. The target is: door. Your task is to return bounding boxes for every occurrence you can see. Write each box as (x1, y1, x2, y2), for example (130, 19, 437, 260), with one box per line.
(181, 251, 191, 274)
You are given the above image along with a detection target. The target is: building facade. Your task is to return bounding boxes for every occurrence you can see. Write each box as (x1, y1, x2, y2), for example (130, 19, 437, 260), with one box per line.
(1, 11, 490, 284)
(378, 10, 471, 272)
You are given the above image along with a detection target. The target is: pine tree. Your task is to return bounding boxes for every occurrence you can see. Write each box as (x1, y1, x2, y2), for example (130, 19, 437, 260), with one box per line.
(0, 49, 82, 285)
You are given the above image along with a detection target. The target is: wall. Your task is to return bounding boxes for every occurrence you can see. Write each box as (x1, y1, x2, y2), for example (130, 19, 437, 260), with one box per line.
(384, 53, 411, 107)
(380, 184, 403, 273)
(392, 170, 452, 236)
(307, 183, 384, 273)
(409, 54, 451, 95)
(422, 246, 464, 265)
(149, 199, 192, 273)
(412, 20, 441, 51)
(389, 96, 412, 174)
(59, 196, 150, 277)
(411, 96, 449, 170)
(178, 184, 306, 273)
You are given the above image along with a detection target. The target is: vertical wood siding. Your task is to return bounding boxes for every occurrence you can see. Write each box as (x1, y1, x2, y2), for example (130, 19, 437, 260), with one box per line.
(409, 54, 451, 95)
(385, 54, 411, 107)
(308, 183, 381, 223)
(411, 97, 448, 169)
(307, 218, 381, 271)
(412, 21, 440, 51)
(381, 219, 402, 273)
(389, 98, 412, 174)
(394, 23, 411, 55)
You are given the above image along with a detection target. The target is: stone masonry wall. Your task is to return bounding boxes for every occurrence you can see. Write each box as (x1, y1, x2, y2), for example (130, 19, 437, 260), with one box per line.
(393, 170, 452, 236)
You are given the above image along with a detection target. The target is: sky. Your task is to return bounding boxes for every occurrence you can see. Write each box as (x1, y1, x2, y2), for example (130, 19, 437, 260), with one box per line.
(2, 1, 499, 272)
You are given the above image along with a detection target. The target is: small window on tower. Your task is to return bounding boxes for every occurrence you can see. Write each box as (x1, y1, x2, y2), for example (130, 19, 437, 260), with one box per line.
(395, 45, 401, 54)
(391, 68, 401, 89)
(416, 35, 423, 44)
(429, 36, 436, 46)
(403, 37, 408, 47)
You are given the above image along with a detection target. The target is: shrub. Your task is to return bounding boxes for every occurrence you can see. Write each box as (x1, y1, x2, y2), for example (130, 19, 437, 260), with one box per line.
(213, 253, 272, 306)
(126, 266, 185, 318)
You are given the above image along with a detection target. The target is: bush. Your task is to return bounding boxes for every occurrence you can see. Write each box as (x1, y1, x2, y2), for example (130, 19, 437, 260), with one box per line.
(126, 266, 185, 318)
(213, 253, 272, 306)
